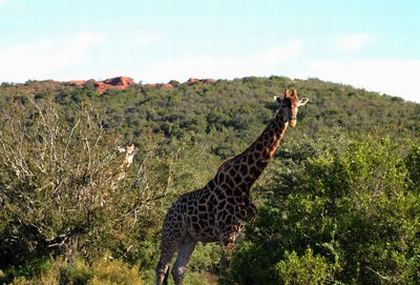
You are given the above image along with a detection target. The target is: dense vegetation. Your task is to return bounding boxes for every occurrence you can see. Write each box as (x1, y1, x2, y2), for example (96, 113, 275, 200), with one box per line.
(0, 76, 419, 284)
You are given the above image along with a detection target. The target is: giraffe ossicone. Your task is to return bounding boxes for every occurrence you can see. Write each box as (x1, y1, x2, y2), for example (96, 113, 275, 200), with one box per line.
(156, 88, 309, 285)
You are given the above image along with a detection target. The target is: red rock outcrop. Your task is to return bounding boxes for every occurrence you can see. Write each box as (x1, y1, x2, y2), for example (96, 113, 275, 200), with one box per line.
(102, 76, 134, 87)
(66, 76, 216, 94)
(66, 76, 135, 94)
(95, 76, 135, 94)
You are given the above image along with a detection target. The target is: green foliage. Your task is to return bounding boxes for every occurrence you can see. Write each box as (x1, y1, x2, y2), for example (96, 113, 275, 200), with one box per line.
(86, 258, 143, 285)
(2, 77, 417, 158)
(0, 259, 53, 284)
(223, 241, 279, 285)
(0, 99, 176, 268)
(59, 259, 92, 285)
(6, 257, 143, 285)
(276, 248, 334, 285)
(225, 137, 420, 285)
(405, 144, 420, 192)
(0, 77, 418, 284)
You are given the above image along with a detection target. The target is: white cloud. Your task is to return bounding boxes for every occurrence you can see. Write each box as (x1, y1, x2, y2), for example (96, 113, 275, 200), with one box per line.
(294, 59, 420, 102)
(131, 31, 160, 46)
(335, 33, 370, 53)
(0, 32, 107, 82)
(134, 40, 303, 82)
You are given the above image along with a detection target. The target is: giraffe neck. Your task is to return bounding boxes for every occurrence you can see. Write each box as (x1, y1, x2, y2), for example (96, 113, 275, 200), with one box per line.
(212, 108, 289, 192)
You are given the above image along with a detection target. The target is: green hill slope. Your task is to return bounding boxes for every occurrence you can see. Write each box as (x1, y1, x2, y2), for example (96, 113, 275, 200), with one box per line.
(1, 76, 418, 157)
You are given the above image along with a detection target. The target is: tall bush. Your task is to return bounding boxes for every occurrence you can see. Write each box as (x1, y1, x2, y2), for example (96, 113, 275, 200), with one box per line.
(0, 99, 172, 269)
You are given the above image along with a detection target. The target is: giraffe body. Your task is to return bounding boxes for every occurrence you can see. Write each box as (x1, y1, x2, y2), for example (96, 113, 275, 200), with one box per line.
(156, 89, 308, 285)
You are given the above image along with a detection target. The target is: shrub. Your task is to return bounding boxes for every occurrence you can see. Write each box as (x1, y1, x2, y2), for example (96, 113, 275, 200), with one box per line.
(405, 144, 420, 192)
(87, 258, 143, 285)
(0, 99, 173, 269)
(224, 137, 420, 284)
(276, 248, 334, 285)
(7, 257, 143, 285)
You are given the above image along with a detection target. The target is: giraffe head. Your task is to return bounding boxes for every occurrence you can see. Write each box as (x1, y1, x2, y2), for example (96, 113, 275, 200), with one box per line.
(275, 89, 309, 127)
(118, 142, 136, 167)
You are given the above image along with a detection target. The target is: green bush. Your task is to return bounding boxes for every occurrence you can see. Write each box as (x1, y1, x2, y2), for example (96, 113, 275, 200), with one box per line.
(7, 257, 143, 285)
(0, 100, 174, 268)
(276, 248, 334, 285)
(405, 144, 420, 192)
(225, 241, 279, 285)
(87, 258, 143, 285)
(225, 137, 420, 284)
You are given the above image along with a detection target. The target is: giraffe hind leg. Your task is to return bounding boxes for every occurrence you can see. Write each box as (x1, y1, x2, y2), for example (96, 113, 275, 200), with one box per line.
(171, 241, 196, 285)
(155, 244, 176, 285)
(155, 258, 169, 285)
(156, 221, 187, 284)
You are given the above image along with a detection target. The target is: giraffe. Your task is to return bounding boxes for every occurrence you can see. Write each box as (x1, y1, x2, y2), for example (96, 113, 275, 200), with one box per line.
(98, 142, 137, 206)
(155, 89, 309, 285)
(116, 142, 136, 181)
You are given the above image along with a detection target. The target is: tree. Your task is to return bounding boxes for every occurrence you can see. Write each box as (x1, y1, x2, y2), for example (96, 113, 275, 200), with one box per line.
(225, 137, 420, 284)
(0, 99, 172, 269)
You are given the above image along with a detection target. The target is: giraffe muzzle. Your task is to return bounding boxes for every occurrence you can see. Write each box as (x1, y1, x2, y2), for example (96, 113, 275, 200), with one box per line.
(290, 115, 297, 127)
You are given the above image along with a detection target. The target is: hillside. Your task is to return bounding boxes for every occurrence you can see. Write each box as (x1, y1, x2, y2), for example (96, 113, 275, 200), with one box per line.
(1, 76, 418, 157)
(0, 76, 419, 284)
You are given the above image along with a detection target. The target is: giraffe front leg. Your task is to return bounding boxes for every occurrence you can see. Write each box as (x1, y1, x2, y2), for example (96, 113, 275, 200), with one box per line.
(171, 241, 196, 285)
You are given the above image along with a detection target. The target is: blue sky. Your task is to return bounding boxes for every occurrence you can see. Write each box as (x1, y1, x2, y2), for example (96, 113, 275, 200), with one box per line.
(0, 0, 419, 102)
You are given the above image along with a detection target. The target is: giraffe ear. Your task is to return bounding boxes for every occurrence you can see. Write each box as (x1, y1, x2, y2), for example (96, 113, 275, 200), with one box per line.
(298, 98, 309, 106)
(273, 96, 283, 103)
